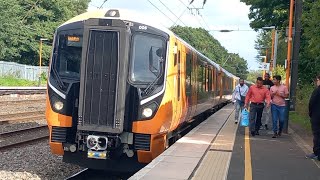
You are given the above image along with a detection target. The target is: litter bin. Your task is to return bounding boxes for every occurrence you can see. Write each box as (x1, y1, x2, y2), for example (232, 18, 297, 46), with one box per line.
(283, 98, 290, 134)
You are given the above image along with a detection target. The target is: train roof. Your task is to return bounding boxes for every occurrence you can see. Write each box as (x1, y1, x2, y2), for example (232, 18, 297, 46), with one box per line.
(60, 9, 172, 35)
(60, 8, 237, 78)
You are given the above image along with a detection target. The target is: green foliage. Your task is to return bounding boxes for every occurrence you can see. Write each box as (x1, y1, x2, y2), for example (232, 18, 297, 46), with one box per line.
(255, 31, 287, 66)
(289, 83, 314, 131)
(246, 70, 263, 82)
(170, 26, 249, 79)
(0, 0, 90, 66)
(295, 83, 314, 116)
(289, 111, 311, 131)
(255, 33, 286, 69)
(0, 75, 45, 86)
(243, 0, 320, 85)
(40, 72, 48, 82)
(240, 0, 290, 30)
(272, 65, 286, 80)
(299, 0, 320, 84)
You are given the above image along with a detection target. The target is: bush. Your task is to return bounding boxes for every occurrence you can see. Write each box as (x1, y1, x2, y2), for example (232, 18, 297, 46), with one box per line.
(295, 84, 315, 117)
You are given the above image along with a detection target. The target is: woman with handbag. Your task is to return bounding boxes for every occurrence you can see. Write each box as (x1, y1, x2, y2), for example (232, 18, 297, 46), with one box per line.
(232, 78, 249, 124)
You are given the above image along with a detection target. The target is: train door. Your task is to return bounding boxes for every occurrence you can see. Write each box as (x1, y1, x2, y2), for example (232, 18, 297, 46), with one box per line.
(172, 41, 181, 128)
(180, 48, 188, 123)
(185, 51, 193, 121)
(191, 52, 197, 117)
(219, 70, 223, 100)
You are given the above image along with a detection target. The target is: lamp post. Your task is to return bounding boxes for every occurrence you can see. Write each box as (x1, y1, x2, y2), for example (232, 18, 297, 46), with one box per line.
(39, 38, 48, 86)
(262, 26, 278, 72)
(286, 0, 294, 88)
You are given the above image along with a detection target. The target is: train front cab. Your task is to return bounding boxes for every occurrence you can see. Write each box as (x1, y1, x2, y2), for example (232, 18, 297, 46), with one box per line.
(45, 13, 173, 172)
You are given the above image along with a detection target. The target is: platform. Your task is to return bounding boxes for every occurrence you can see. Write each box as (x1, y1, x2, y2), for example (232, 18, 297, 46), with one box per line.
(129, 104, 320, 180)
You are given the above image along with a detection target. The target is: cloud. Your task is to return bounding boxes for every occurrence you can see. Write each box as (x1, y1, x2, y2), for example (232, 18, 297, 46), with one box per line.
(88, 0, 259, 70)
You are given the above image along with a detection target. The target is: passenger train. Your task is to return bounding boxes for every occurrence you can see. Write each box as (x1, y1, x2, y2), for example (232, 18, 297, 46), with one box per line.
(46, 9, 241, 172)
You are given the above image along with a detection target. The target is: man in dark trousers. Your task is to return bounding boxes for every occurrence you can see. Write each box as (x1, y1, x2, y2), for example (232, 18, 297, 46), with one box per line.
(306, 75, 320, 160)
(245, 77, 271, 136)
(262, 73, 274, 130)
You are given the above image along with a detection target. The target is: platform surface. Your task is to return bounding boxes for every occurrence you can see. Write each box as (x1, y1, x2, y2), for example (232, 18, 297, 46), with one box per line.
(130, 104, 320, 180)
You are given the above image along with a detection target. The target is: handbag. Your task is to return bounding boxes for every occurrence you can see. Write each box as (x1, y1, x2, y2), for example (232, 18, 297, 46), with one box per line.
(239, 87, 246, 102)
(240, 108, 250, 127)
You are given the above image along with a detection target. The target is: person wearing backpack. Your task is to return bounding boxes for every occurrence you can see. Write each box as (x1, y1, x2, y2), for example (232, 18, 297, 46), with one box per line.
(232, 78, 249, 124)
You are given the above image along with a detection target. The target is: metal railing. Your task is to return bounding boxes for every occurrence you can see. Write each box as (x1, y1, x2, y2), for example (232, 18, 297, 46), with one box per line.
(0, 61, 48, 81)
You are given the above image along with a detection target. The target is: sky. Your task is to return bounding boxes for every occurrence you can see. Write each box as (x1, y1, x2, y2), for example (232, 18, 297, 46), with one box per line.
(88, 0, 260, 70)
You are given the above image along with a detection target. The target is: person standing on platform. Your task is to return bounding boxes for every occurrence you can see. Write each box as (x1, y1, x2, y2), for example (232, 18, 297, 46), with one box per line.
(270, 75, 289, 138)
(232, 78, 249, 124)
(244, 77, 271, 136)
(306, 75, 320, 160)
(262, 73, 274, 130)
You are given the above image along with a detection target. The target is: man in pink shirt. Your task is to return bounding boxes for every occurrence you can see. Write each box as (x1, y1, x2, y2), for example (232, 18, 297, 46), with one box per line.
(270, 75, 289, 138)
(245, 77, 271, 136)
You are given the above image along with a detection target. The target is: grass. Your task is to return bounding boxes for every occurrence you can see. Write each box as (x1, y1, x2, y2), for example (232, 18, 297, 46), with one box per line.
(289, 111, 311, 131)
(0, 76, 47, 86)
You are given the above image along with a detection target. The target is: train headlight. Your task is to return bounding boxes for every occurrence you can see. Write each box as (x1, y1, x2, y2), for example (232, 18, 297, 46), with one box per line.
(141, 102, 158, 119)
(54, 101, 64, 111)
(142, 108, 153, 118)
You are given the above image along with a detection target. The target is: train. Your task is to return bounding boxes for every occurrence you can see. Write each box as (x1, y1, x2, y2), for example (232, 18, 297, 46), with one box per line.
(46, 9, 241, 172)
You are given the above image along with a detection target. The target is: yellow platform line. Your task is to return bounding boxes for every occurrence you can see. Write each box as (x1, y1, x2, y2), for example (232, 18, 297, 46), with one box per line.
(245, 127, 252, 180)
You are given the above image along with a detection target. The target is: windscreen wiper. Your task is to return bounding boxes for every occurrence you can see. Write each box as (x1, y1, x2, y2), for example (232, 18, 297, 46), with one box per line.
(143, 57, 164, 96)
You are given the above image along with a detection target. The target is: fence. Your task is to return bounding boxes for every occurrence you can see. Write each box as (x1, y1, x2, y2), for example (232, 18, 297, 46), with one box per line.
(0, 61, 49, 81)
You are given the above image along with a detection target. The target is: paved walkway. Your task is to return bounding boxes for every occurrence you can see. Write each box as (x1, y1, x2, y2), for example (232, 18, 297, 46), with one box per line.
(130, 104, 320, 180)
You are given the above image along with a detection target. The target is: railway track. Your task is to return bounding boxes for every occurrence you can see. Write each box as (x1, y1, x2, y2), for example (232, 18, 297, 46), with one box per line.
(0, 87, 46, 96)
(1, 99, 46, 106)
(0, 125, 48, 150)
(0, 110, 45, 123)
(66, 168, 133, 180)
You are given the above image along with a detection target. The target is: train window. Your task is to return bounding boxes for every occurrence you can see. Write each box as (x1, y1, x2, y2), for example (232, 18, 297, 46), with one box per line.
(53, 29, 83, 79)
(198, 64, 203, 92)
(205, 66, 208, 92)
(212, 68, 215, 91)
(186, 52, 192, 95)
(208, 68, 212, 91)
(130, 33, 165, 83)
(174, 43, 178, 66)
(203, 65, 206, 92)
(186, 53, 192, 86)
(217, 72, 220, 91)
(54, 29, 83, 79)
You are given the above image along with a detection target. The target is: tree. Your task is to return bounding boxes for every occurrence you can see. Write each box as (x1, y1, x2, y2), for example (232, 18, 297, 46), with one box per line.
(272, 65, 286, 81)
(0, 0, 90, 66)
(242, 0, 320, 85)
(170, 26, 249, 79)
(298, 0, 320, 84)
(246, 70, 263, 82)
(240, 0, 290, 30)
(255, 31, 287, 67)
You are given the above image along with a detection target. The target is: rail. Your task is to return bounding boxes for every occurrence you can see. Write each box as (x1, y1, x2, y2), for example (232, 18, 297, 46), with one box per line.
(1, 99, 46, 106)
(0, 125, 49, 150)
(0, 87, 47, 96)
(65, 168, 132, 180)
(0, 111, 45, 123)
